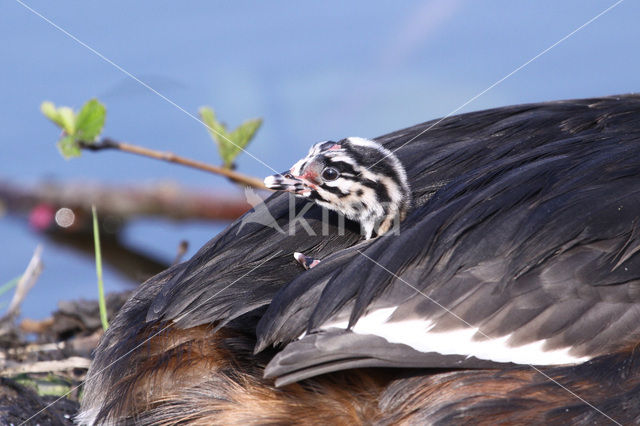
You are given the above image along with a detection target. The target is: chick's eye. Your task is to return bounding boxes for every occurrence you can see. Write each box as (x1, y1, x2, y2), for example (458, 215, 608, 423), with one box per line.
(321, 167, 339, 181)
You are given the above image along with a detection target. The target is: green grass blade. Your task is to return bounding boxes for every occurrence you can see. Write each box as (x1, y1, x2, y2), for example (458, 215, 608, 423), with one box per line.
(92, 205, 109, 331)
(0, 275, 21, 298)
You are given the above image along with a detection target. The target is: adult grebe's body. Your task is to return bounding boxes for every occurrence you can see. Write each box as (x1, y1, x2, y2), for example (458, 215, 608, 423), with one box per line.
(79, 95, 640, 425)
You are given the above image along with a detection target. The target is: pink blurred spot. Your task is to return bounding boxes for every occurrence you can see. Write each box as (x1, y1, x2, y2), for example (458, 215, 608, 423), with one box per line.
(29, 204, 55, 231)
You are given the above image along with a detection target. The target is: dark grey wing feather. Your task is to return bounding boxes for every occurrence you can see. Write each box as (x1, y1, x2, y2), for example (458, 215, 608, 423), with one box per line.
(146, 193, 362, 328)
(257, 97, 640, 382)
(264, 330, 501, 387)
(148, 94, 640, 333)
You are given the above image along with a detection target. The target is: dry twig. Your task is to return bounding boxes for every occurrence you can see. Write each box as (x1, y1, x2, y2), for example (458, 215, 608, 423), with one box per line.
(80, 138, 268, 190)
(0, 245, 44, 335)
(0, 357, 91, 376)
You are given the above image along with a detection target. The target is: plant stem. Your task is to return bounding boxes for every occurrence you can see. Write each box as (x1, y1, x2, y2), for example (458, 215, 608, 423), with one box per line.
(0, 276, 21, 298)
(80, 139, 268, 190)
(92, 205, 109, 331)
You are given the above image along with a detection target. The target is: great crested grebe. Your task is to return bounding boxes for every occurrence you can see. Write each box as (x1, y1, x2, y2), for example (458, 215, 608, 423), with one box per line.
(79, 95, 640, 425)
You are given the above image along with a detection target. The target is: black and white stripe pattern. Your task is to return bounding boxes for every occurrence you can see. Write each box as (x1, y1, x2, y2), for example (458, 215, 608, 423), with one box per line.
(265, 137, 411, 239)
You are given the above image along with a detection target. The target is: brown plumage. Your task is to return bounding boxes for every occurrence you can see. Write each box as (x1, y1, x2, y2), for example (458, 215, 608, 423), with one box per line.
(90, 324, 386, 424)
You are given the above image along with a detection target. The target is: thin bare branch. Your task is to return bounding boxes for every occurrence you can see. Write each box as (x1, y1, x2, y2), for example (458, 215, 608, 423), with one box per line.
(80, 138, 269, 190)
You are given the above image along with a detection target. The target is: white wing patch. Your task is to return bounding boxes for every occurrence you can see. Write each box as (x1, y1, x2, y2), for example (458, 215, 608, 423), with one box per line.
(319, 307, 590, 366)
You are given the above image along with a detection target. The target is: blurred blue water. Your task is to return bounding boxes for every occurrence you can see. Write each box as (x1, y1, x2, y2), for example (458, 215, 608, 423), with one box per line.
(0, 0, 638, 319)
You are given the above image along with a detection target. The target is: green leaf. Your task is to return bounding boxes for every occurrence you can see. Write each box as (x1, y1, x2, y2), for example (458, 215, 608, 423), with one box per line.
(199, 107, 229, 143)
(58, 107, 76, 134)
(75, 98, 106, 143)
(199, 107, 231, 165)
(41, 101, 76, 134)
(57, 134, 81, 159)
(226, 118, 262, 164)
(40, 101, 58, 122)
(199, 106, 262, 168)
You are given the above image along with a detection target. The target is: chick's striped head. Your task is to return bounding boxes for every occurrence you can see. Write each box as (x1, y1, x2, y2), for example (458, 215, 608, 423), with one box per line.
(264, 137, 411, 239)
